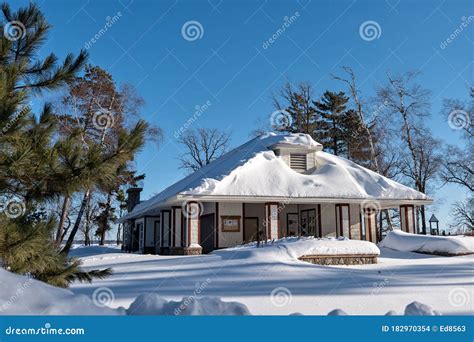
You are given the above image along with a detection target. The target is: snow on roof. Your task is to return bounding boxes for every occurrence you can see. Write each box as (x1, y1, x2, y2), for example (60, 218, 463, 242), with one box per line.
(124, 133, 430, 219)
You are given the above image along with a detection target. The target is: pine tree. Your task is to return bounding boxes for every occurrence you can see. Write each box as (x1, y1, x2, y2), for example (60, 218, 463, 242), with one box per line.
(0, 3, 113, 287)
(344, 109, 373, 167)
(273, 83, 319, 137)
(314, 91, 350, 156)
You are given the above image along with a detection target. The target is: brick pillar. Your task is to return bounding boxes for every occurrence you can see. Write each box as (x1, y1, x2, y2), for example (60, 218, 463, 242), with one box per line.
(183, 202, 202, 254)
(265, 203, 279, 240)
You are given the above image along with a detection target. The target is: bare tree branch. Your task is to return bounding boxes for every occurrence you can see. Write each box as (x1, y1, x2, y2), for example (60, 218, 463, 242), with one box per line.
(177, 128, 230, 172)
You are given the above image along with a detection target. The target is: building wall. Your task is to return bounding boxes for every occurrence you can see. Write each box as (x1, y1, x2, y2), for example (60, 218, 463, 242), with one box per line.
(349, 204, 362, 240)
(320, 203, 337, 237)
(202, 202, 216, 216)
(217, 202, 243, 248)
(244, 203, 266, 233)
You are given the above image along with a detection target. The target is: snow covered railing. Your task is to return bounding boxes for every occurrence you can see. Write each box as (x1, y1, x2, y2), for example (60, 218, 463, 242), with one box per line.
(298, 253, 378, 265)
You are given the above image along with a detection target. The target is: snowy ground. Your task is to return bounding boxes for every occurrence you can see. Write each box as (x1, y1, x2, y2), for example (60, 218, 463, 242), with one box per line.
(69, 241, 474, 315)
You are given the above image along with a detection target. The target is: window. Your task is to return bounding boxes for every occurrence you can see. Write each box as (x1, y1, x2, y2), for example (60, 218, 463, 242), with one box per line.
(290, 154, 307, 172)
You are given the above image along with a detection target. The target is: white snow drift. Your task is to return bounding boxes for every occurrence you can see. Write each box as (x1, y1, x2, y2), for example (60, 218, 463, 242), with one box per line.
(0, 268, 122, 315)
(0, 266, 452, 316)
(2, 236, 472, 315)
(379, 230, 474, 255)
(0, 267, 250, 315)
(127, 293, 251, 315)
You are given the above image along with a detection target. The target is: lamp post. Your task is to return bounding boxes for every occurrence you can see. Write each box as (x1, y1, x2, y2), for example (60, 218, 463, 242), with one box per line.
(429, 214, 439, 235)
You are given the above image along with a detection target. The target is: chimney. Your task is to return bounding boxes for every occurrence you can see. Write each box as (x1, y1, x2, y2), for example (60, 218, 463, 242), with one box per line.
(126, 187, 142, 212)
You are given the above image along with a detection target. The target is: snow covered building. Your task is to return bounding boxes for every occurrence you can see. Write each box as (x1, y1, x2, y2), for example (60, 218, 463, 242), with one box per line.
(120, 133, 432, 255)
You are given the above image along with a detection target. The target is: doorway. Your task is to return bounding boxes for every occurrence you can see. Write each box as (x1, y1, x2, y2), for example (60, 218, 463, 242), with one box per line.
(200, 214, 216, 253)
(244, 217, 259, 242)
(301, 209, 317, 237)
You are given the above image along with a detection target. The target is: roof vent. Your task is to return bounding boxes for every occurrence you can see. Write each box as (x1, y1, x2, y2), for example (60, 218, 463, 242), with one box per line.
(290, 153, 307, 172)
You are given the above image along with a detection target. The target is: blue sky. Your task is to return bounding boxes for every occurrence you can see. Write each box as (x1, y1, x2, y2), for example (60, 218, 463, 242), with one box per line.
(17, 0, 473, 230)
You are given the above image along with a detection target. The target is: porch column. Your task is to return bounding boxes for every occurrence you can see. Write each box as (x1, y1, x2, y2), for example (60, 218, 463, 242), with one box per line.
(400, 205, 416, 234)
(184, 202, 202, 254)
(265, 203, 279, 240)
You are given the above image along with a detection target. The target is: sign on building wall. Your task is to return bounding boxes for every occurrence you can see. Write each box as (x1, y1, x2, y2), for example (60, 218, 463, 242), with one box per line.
(221, 216, 241, 232)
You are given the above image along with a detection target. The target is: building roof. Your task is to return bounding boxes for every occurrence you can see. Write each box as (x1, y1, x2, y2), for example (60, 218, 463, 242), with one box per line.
(122, 133, 431, 220)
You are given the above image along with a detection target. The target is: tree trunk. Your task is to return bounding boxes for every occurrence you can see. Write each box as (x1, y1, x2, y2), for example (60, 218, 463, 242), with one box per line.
(55, 196, 70, 246)
(83, 194, 92, 246)
(420, 205, 427, 234)
(99, 192, 113, 245)
(62, 189, 91, 254)
(116, 224, 122, 245)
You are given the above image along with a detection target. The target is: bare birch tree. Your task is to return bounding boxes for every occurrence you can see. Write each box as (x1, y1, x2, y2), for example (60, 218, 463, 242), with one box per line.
(177, 128, 230, 172)
(376, 71, 441, 234)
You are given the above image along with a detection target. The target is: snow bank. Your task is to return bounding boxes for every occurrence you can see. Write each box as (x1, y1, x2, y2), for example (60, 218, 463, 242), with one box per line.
(69, 245, 123, 258)
(326, 302, 441, 316)
(379, 230, 474, 255)
(127, 293, 251, 315)
(0, 268, 123, 315)
(0, 268, 251, 316)
(214, 236, 380, 262)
